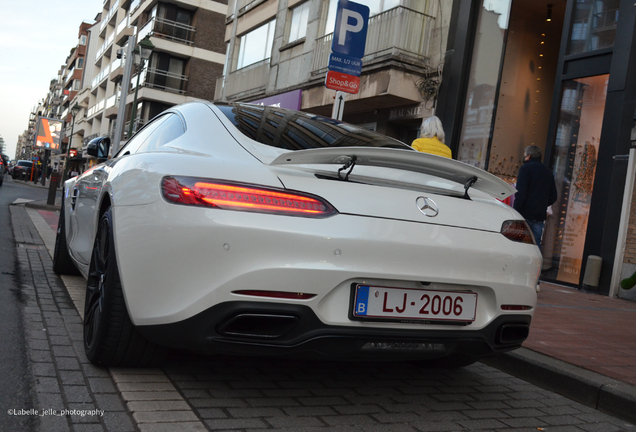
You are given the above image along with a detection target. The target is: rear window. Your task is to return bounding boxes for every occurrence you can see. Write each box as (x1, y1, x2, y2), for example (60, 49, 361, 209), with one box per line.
(17, 161, 33, 167)
(215, 103, 411, 151)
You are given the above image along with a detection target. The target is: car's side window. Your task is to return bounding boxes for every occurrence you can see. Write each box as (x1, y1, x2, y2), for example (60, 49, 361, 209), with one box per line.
(115, 115, 170, 157)
(134, 114, 185, 154)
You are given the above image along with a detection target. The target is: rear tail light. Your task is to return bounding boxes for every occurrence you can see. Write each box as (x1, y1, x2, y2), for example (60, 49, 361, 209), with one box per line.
(162, 176, 337, 218)
(501, 220, 535, 244)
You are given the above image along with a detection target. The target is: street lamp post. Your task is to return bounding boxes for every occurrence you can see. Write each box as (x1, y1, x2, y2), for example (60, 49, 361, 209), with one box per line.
(127, 36, 154, 140)
(47, 103, 79, 205)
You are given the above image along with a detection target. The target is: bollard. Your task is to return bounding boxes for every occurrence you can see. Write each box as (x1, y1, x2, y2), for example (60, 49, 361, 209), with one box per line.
(582, 255, 602, 292)
(47, 172, 61, 206)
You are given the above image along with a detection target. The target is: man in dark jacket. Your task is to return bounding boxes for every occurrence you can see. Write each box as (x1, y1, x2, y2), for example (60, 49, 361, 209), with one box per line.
(514, 145, 558, 252)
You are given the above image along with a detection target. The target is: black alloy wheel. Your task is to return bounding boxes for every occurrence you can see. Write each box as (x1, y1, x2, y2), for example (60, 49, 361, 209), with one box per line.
(84, 208, 163, 367)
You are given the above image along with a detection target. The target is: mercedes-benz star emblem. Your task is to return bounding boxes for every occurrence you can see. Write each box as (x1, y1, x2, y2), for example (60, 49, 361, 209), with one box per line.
(416, 196, 439, 217)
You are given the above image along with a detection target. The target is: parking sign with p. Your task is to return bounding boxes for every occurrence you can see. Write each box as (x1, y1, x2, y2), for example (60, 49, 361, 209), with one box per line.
(331, 0, 370, 59)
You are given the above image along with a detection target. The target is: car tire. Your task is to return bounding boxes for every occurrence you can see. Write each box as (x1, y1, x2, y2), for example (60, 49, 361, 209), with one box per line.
(53, 198, 80, 275)
(83, 208, 164, 367)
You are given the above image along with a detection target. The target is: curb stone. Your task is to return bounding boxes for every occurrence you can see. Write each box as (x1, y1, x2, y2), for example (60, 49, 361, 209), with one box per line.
(481, 347, 636, 424)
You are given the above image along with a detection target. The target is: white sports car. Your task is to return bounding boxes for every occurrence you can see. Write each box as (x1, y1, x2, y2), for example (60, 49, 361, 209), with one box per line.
(53, 101, 540, 368)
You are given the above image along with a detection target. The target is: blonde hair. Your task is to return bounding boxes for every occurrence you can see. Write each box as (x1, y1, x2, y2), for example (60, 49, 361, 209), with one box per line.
(420, 116, 445, 143)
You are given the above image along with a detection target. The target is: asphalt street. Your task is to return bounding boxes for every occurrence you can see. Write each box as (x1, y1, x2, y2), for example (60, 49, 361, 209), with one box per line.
(0, 175, 50, 432)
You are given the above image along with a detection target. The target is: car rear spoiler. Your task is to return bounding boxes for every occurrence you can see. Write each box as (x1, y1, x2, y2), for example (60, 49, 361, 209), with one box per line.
(270, 147, 516, 200)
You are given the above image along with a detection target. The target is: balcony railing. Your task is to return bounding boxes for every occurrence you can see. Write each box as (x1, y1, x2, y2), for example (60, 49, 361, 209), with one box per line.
(216, 58, 270, 99)
(87, 99, 105, 118)
(95, 31, 115, 61)
(91, 63, 111, 89)
(139, 67, 188, 95)
(312, 6, 434, 73)
(138, 16, 196, 46)
(117, 15, 129, 35)
(100, 0, 120, 33)
(106, 94, 118, 109)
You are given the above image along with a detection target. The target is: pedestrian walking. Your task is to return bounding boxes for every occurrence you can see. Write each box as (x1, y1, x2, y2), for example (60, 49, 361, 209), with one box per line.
(513, 145, 557, 251)
(411, 116, 452, 158)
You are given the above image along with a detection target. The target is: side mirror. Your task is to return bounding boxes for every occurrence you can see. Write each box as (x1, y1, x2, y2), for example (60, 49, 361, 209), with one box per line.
(86, 137, 111, 160)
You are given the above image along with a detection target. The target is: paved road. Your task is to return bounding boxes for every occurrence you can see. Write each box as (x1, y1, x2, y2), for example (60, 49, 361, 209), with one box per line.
(0, 177, 50, 432)
(3, 176, 636, 431)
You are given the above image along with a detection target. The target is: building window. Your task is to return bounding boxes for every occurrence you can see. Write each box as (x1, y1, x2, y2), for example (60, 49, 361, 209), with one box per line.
(324, 0, 400, 35)
(223, 42, 230, 76)
(79, 35, 87, 45)
(156, 3, 194, 44)
(236, 20, 276, 70)
(77, 58, 84, 69)
(457, 0, 512, 169)
(145, 52, 186, 94)
(288, 2, 310, 42)
(567, 0, 618, 55)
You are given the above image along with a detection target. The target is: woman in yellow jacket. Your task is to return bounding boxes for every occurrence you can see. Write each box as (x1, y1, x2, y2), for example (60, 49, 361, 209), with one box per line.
(411, 116, 452, 158)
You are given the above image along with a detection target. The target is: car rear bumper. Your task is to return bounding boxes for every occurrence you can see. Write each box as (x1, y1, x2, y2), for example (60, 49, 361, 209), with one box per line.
(137, 301, 532, 360)
(114, 202, 540, 328)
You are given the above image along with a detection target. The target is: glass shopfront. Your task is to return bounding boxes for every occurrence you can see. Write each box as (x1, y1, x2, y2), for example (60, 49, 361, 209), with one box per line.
(542, 75, 608, 283)
(443, 0, 628, 291)
(456, 0, 511, 169)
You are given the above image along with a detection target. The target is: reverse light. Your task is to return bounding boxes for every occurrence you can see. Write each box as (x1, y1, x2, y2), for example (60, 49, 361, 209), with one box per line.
(162, 176, 337, 218)
(501, 220, 535, 244)
(501, 305, 533, 311)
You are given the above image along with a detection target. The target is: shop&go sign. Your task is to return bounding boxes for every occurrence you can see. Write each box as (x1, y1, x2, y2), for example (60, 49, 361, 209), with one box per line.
(326, 71, 360, 94)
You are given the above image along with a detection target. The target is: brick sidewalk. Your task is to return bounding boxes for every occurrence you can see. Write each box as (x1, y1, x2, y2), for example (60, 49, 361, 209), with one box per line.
(525, 283, 636, 386)
(11, 203, 136, 432)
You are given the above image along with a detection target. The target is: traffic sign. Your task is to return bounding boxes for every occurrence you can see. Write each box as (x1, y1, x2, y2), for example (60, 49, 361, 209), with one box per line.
(332, 91, 346, 121)
(328, 53, 362, 76)
(331, 0, 370, 59)
(325, 71, 360, 94)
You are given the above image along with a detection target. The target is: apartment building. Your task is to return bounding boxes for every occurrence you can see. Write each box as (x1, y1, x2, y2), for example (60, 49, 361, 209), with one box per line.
(53, 22, 94, 173)
(215, 0, 450, 144)
(79, 0, 227, 165)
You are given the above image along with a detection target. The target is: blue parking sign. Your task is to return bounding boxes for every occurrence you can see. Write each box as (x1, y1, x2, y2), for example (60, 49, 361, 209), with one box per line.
(331, 0, 370, 59)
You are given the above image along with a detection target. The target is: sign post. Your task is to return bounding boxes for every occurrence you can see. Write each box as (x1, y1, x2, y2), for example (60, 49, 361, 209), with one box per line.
(325, 0, 369, 119)
(332, 91, 347, 121)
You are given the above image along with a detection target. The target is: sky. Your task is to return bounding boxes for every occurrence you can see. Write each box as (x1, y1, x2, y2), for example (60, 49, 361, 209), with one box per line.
(0, 0, 102, 160)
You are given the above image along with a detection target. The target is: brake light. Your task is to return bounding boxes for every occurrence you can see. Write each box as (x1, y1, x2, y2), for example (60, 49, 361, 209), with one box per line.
(162, 176, 337, 218)
(501, 220, 535, 244)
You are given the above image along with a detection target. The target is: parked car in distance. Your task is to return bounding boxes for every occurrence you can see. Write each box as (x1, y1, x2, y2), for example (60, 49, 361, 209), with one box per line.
(0, 155, 6, 186)
(53, 101, 541, 368)
(11, 160, 33, 180)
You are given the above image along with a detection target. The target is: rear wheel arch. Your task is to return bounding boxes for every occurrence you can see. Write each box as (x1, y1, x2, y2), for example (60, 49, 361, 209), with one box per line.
(99, 192, 112, 221)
